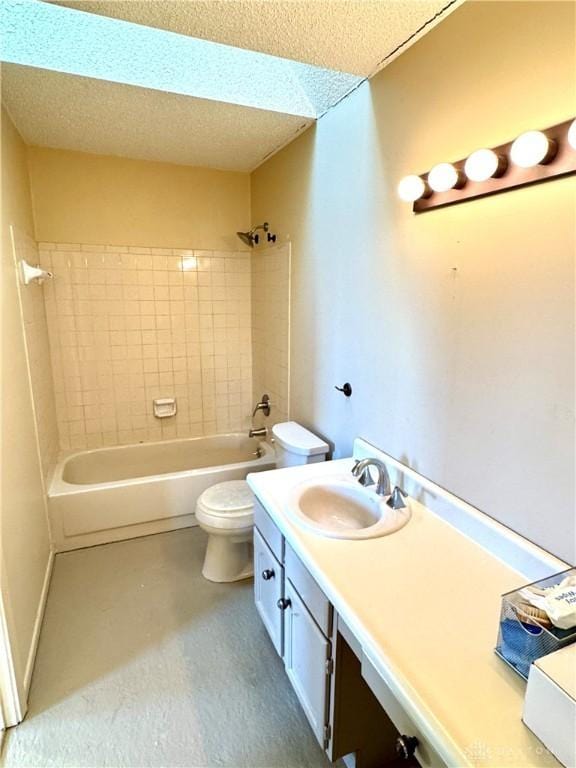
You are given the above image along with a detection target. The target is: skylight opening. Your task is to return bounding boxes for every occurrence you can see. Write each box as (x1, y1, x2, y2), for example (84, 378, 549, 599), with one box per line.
(0, 0, 364, 118)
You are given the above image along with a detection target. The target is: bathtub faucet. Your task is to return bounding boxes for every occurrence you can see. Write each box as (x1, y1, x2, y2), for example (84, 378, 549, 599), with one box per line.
(249, 427, 267, 438)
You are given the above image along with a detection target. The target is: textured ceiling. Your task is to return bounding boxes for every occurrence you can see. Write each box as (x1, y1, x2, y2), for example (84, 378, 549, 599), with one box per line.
(3, 1, 363, 117)
(2, 63, 310, 171)
(1, 0, 461, 170)
(52, 0, 458, 77)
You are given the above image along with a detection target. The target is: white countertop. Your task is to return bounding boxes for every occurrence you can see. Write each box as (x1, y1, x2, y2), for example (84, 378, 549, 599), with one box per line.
(247, 454, 564, 768)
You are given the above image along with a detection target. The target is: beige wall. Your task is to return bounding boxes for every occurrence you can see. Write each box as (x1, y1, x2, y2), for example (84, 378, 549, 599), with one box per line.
(12, 230, 59, 481)
(27, 147, 250, 251)
(40, 241, 252, 450)
(1, 108, 53, 716)
(251, 243, 290, 429)
(251, 1, 575, 562)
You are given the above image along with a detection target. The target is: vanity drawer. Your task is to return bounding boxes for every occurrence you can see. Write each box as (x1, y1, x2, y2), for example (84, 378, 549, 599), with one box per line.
(361, 655, 446, 768)
(285, 543, 332, 637)
(253, 496, 284, 562)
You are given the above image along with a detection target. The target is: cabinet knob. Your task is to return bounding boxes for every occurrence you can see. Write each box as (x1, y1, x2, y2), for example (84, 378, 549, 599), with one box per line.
(262, 569, 275, 580)
(396, 735, 419, 760)
(277, 597, 291, 610)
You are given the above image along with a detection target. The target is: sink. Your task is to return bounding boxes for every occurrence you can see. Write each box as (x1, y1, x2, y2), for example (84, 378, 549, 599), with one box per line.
(286, 477, 411, 540)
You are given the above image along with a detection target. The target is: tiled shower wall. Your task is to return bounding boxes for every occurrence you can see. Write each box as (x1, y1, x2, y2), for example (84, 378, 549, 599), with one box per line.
(251, 243, 290, 428)
(39, 243, 253, 450)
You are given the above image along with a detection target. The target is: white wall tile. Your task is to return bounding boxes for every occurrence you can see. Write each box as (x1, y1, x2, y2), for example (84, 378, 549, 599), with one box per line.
(42, 242, 254, 448)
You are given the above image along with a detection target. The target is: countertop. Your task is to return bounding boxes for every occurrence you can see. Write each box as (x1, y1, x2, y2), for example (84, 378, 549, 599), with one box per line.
(247, 456, 563, 768)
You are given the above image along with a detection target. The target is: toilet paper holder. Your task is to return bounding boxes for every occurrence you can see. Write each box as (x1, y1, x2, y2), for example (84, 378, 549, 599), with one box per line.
(153, 398, 177, 419)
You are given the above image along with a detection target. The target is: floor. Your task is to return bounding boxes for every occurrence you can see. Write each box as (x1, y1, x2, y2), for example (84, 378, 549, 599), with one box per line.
(3, 528, 336, 768)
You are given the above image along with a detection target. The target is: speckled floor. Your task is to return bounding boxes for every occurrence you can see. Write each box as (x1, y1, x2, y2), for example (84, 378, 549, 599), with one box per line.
(2, 528, 336, 768)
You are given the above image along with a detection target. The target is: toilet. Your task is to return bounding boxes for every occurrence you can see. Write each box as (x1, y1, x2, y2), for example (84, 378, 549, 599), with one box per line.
(195, 422, 329, 582)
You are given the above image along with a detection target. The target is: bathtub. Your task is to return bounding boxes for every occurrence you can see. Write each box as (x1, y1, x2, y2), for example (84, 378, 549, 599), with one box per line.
(48, 434, 276, 551)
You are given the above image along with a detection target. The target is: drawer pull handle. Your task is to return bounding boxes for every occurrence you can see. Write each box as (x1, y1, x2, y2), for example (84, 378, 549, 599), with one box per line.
(277, 597, 291, 610)
(262, 569, 275, 580)
(396, 735, 419, 760)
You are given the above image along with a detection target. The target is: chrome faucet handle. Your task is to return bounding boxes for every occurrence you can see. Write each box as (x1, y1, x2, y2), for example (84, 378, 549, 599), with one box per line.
(252, 394, 271, 417)
(387, 486, 408, 510)
(351, 461, 375, 487)
(359, 467, 375, 487)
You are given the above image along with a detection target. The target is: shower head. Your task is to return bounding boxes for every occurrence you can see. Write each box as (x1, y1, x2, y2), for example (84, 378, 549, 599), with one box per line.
(236, 231, 254, 247)
(236, 222, 269, 247)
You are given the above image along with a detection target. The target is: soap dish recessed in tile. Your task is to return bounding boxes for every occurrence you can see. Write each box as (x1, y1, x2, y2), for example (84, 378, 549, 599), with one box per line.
(153, 398, 177, 419)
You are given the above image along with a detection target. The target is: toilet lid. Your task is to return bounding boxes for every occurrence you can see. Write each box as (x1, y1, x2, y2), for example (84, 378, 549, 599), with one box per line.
(199, 480, 254, 514)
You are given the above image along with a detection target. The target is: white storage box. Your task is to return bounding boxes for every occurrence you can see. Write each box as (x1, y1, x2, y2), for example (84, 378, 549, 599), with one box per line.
(523, 644, 576, 767)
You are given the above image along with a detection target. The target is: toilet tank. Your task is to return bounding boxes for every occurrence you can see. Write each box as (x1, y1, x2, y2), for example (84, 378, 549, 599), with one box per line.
(271, 422, 329, 468)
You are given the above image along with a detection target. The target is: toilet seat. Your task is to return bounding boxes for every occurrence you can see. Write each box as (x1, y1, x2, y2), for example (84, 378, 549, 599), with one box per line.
(196, 480, 254, 531)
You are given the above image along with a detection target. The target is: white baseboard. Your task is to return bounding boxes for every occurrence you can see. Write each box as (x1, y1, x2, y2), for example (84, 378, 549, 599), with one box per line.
(23, 550, 54, 696)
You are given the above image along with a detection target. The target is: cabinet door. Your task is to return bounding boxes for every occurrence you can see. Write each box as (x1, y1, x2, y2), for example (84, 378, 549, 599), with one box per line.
(254, 528, 284, 656)
(284, 579, 332, 748)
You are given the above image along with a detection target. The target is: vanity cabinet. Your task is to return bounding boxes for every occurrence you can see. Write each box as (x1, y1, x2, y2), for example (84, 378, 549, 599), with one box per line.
(253, 496, 405, 767)
(254, 498, 334, 748)
(254, 528, 284, 656)
(283, 579, 332, 747)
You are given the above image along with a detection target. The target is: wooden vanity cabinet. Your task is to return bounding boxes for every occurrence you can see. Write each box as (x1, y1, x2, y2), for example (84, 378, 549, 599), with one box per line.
(253, 496, 405, 767)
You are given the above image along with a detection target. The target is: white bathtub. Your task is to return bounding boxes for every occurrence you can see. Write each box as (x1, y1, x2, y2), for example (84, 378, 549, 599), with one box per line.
(48, 434, 276, 551)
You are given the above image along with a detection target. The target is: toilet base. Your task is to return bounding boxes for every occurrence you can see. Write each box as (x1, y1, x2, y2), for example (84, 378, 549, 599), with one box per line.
(201, 531, 254, 583)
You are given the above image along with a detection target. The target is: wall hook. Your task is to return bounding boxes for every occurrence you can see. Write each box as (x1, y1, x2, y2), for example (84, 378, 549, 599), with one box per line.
(335, 383, 352, 397)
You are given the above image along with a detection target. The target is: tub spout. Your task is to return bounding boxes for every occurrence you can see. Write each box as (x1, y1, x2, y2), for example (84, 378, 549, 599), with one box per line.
(249, 427, 267, 438)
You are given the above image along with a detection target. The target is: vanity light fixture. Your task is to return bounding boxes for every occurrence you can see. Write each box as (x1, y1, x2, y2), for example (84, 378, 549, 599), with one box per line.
(399, 118, 575, 213)
(464, 148, 507, 182)
(510, 130, 557, 168)
(568, 119, 576, 150)
(427, 162, 464, 192)
(397, 174, 430, 202)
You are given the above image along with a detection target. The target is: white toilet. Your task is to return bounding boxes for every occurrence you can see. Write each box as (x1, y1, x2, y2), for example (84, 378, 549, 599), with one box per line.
(195, 422, 329, 583)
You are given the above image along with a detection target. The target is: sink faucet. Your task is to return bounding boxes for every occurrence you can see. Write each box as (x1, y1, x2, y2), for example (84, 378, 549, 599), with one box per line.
(351, 458, 391, 497)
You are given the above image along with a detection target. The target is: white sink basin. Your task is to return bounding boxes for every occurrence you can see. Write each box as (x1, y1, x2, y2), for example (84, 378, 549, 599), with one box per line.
(287, 477, 411, 540)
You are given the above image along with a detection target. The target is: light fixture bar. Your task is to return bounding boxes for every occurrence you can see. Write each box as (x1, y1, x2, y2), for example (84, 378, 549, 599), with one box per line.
(411, 118, 576, 213)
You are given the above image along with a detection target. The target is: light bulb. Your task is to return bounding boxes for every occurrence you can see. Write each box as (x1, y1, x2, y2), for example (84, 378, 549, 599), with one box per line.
(510, 130, 556, 168)
(464, 148, 507, 182)
(397, 175, 428, 202)
(568, 119, 576, 150)
(427, 163, 462, 193)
